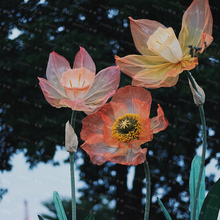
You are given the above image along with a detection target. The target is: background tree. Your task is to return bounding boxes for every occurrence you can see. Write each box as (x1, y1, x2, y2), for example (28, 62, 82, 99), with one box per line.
(0, 0, 219, 219)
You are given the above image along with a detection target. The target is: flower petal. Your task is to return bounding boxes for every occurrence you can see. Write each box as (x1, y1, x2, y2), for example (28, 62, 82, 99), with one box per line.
(38, 77, 67, 108)
(65, 121, 78, 153)
(81, 111, 105, 144)
(73, 46, 96, 73)
(111, 85, 152, 115)
(81, 142, 116, 165)
(178, 0, 213, 56)
(103, 147, 148, 166)
(150, 104, 169, 134)
(83, 66, 120, 113)
(116, 54, 177, 88)
(59, 98, 92, 113)
(46, 51, 71, 96)
(129, 17, 166, 55)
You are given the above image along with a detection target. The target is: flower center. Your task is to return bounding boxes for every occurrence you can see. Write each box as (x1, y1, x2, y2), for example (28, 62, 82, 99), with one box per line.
(147, 27, 183, 63)
(112, 113, 142, 142)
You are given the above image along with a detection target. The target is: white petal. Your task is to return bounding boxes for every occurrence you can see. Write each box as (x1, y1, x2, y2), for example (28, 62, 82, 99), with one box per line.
(65, 121, 78, 153)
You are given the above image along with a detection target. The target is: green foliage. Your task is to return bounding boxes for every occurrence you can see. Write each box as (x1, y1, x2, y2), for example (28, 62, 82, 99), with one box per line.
(38, 215, 45, 220)
(53, 191, 68, 220)
(157, 197, 172, 220)
(189, 156, 205, 220)
(84, 213, 95, 220)
(198, 178, 220, 220)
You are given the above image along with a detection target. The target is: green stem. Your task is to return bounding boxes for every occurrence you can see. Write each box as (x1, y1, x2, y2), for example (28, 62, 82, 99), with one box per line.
(70, 110, 77, 220)
(192, 105, 207, 220)
(143, 160, 151, 220)
(186, 71, 207, 220)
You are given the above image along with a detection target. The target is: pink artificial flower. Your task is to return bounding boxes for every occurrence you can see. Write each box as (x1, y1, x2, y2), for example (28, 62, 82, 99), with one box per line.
(115, 0, 213, 88)
(80, 85, 169, 166)
(38, 47, 120, 114)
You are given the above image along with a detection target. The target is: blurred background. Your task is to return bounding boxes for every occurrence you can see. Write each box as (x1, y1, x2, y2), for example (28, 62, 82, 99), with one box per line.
(0, 0, 220, 219)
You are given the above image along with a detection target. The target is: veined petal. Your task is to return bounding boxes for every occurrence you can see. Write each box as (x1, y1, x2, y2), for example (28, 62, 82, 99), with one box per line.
(81, 111, 105, 143)
(116, 54, 176, 88)
(111, 85, 152, 115)
(129, 17, 166, 55)
(46, 51, 71, 96)
(73, 46, 96, 73)
(83, 66, 120, 112)
(103, 147, 148, 166)
(59, 98, 92, 113)
(178, 0, 213, 56)
(81, 142, 116, 165)
(150, 104, 169, 134)
(38, 77, 67, 108)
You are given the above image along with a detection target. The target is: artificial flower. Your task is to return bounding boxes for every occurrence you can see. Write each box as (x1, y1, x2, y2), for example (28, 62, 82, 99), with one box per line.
(115, 0, 213, 88)
(65, 121, 78, 153)
(38, 47, 120, 114)
(80, 85, 168, 166)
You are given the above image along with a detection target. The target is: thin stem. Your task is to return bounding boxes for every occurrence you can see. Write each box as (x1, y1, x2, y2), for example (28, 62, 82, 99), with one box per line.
(185, 71, 207, 220)
(70, 110, 77, 220)
(143, 160, 151, 220)
(192, 105, 207, 220)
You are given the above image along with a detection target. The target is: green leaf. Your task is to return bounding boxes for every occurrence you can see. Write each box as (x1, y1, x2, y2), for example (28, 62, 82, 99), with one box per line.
(157, 197, 172, 220)
(53, 191, 68, 220)
(37, 215, 45, 220)
(84, 213, 95, 220)
(189, 155, 205, 220)
(199, 178, 220, 220)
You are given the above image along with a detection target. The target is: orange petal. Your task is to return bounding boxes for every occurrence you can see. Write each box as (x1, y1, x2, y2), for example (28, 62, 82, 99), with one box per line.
(38, 77, 67, 108)
(103, 147, 148, 166)
(178, 0, 213, 56)
(73, 46, 96, 73)
(111, 85, 152, 112)
(46, 51, 71, 97)
(129, 17, 166, 55)
(150, 104, 169, 134)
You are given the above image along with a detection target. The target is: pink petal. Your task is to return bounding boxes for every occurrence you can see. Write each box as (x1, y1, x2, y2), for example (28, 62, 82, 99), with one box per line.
(73, 46, 96, 73)
(103, 147, 148, 166)
(150, 104, 169, 134)
(178, 0, 213, 56)
(59, 98, 92, 113)
(83, 66, 120, 113)
(38, 77, 67, 108)
(129, 17, 166, 55)
(46, 51, 71, 96)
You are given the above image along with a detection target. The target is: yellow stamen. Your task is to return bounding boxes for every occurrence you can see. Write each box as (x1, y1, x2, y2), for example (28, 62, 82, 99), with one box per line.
(112, 113, 142, 142)
(69, 80, 73, 87)
(156, 40, 163, 46)
(78, 73, 81, 87)
(82, 80, 85, 87)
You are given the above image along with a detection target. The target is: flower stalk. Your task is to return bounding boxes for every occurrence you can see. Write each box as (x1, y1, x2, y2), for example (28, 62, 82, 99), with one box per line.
(143, 160, 151, 220)
(70, 110, 77, 220)
(186, 71, 207, 220)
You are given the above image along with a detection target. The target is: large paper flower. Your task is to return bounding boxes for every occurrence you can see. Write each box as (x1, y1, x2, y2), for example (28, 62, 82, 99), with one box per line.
(115, 0, 213, 88)
(38, 47, 120, 114)
(80, 85, 168, 166)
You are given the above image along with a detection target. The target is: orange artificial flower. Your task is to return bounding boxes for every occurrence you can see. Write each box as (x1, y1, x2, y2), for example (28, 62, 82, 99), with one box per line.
(115, 0, 213, 88)
(38, 47, 120, 114)
(80, 85, 168, 166)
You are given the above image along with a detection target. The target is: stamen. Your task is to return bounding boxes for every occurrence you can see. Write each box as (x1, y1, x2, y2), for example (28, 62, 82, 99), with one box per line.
(78, 73, 81, 87)
(112, 113, 142, 142)
(69, 80, 73, 87)
(82, 80, 85, 87)
(156, 40, 163, 46)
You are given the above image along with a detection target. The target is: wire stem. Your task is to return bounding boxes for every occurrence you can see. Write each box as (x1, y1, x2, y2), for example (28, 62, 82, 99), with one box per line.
(143, 160, 151, 220)
(70, 110, 77, 220)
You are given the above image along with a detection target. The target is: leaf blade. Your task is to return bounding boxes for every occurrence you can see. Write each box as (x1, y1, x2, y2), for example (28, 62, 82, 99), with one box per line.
(53, 191, 68, 220)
